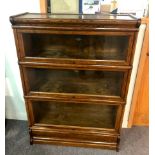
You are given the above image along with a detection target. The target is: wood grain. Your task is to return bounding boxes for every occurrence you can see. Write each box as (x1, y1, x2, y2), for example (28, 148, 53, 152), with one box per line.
(128, 17, 149, 127)
(133, 55, 149, 125)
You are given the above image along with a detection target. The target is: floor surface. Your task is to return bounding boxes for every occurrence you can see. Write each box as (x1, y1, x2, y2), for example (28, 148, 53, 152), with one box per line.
(5, 119, 149, 155)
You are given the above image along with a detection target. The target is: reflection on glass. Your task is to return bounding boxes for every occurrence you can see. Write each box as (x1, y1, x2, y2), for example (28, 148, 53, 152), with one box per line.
(19, 13, 134, 20)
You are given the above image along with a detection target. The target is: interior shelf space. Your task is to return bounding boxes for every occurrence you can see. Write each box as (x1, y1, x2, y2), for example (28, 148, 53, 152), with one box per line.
(26, 68, 124, 97)
(22, 33, 129, 61)
(31, 100, 118, 129)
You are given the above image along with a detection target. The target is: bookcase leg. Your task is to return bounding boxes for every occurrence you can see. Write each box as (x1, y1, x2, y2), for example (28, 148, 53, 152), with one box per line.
(29, 128, 33, 145)
(116, 146, 119, 152)
(116, 136, 120, 152)
(30, 137, 33, 145)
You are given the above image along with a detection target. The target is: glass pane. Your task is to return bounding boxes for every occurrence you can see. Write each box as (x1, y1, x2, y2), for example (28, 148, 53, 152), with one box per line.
(26, 68, 124, 96)
(17, 13, 135, 20)
(22, 33, 129, 60)
(32, 101, 117, 128)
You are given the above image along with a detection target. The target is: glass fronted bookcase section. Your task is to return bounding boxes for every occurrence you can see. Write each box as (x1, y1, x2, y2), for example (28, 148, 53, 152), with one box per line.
(23, 67, 127, 99)
(10, 12, 140, 150)
(19, 32, 134, 65)
(29, 100, 119, 129)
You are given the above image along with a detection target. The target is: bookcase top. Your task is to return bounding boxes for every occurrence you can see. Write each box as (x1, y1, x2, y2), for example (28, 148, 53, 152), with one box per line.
(10, 12, 141, 28)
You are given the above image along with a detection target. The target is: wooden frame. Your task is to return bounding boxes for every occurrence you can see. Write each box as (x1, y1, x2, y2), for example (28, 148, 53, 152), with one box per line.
(128, 17, 149, 127)
(40, 0, 47, 13)
(10, 13, 140, 151)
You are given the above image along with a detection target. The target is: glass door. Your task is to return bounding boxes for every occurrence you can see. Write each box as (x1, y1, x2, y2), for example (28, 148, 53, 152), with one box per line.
(19, 31, 133, 65)
(25, 68, 125, 98)
(30, 100, 118, 129)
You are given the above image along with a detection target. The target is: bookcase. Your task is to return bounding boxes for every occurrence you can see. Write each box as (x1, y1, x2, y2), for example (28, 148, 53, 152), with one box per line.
(10, 13, 140, 151)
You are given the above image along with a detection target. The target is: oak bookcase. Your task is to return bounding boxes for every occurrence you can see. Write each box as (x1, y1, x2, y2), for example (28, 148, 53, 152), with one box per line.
(10, 13, 140, 151)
